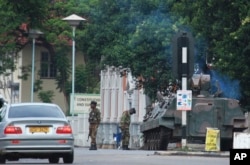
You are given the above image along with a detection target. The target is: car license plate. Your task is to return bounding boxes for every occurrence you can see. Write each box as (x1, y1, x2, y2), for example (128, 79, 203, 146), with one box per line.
(29, 127, 49, 133)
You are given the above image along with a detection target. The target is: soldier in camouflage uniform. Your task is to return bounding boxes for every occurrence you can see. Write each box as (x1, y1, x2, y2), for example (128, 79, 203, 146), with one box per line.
(119, 108, 136, 150)
(88, 101, 101, 150)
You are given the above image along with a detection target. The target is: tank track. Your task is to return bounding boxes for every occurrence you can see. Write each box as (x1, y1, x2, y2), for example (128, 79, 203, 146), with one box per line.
(143, 127, 172, 150)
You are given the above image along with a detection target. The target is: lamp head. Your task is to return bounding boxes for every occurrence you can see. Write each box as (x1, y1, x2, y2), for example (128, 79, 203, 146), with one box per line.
(62, 14, 86, 27)
(29, 29, 43, 39)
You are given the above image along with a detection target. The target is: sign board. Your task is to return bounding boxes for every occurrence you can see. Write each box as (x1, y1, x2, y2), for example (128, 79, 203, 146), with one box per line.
(177, 90, 192, 110)
(70, 93, 101, 114)
(233, 132, 250, 149)
(205, 127, 220, 151)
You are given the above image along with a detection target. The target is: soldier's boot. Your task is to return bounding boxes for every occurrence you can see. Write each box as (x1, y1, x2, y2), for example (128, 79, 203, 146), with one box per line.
(89, 144, 94, 150)
(93, 144, 97, 150)
(123, 145, 129, 150)
(89, 143, 96, 150)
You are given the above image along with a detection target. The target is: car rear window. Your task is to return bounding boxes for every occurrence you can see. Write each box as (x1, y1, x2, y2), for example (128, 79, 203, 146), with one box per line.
(8, 105, 65, 118)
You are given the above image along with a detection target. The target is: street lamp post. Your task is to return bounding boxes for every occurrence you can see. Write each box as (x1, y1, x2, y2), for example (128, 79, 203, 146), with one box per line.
(29, 29, 43, 102)
(62, 14, 86, 117)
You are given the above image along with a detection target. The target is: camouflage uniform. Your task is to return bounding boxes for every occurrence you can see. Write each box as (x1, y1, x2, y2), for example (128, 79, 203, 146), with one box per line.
(88, 105, 101, 150)
(119, 110, 131, 149)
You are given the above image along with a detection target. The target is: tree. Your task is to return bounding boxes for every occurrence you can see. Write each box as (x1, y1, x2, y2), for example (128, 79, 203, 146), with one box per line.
(0, 0, 50, 76)
(79, 0, 183, 99)
(125, 11, 179, 99)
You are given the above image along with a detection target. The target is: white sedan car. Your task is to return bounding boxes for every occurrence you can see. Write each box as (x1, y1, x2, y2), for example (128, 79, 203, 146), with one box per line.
(0, 102, 74, 164)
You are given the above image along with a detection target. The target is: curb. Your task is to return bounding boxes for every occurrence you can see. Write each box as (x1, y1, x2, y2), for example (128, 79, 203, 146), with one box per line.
(154, 151, 229, 157)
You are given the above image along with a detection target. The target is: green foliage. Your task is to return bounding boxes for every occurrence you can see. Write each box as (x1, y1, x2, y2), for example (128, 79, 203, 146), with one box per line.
(54, 47, 70, 87)
(54, 46, 71, 98)
(0, 0, 50, 49)
(38, 90, 54, 103)
(85, 63, 100, 93)
(75, 64, 88, 93)
(126, 12, 178, 99)
(34, 79, 43, 92)
(3, 0, 50, 28)
(0, 54, 15, 75)
(78, 0, 182, 99)
(75, 63, 100, 94)
(18, 66, 31, 80)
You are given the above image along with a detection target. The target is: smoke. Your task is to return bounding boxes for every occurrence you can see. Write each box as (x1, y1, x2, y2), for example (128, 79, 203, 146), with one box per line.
(192, 36, 242, 100)
(210, 70, 241, 100)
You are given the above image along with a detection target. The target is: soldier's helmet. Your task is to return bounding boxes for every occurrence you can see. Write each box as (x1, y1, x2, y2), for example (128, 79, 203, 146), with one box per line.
(129, 108, 136, 115)
(90, 101, 97, 105)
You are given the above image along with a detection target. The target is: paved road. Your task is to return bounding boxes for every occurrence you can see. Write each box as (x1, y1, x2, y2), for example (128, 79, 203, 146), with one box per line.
(6, 147, 229, 165)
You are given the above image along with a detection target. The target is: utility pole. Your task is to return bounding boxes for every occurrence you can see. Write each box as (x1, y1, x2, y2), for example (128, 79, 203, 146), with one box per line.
(172, 31, 194, 149)
(181, 46, 188, 148)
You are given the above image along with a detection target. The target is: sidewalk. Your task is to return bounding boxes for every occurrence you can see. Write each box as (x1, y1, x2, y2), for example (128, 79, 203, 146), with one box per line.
(154, 143, 229, 157)
(154, 150, 229, 157)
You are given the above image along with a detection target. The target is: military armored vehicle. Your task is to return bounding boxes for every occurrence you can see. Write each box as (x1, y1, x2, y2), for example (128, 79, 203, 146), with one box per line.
(140, 73, 248, 151)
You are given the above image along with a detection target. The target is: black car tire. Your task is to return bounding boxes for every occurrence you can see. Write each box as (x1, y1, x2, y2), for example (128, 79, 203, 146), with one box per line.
(48, 156, 59, 163)
(63, 151, 74, 164)
(0, 155, 6, 164)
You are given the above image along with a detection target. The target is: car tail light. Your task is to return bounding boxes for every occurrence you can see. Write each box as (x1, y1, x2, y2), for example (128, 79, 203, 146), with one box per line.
(56, 125, 72, 134)
(4, 126, 22, 134)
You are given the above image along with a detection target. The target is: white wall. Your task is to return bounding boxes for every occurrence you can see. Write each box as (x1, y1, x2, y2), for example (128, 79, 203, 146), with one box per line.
(69, 66, 148, 148)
